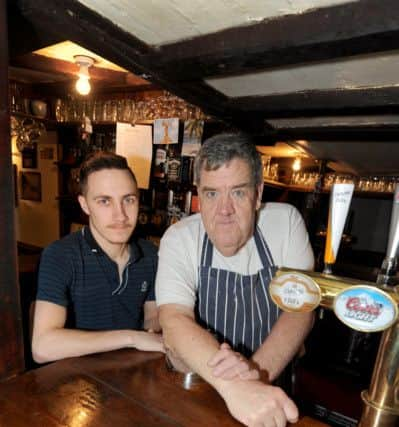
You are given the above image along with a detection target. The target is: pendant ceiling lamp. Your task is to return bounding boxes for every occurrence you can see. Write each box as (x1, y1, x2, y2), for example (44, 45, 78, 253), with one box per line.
(74, 55, 94, 95)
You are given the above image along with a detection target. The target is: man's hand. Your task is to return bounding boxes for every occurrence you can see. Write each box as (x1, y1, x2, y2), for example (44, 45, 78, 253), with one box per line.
(220, 380, 298, 427)
(208, 343, 260, 381)
(129, 331, 165, 353)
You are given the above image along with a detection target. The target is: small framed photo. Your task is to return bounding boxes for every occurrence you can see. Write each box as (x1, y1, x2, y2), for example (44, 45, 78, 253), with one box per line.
(22, 146, 37, 169)
(20, 171, 41, 202)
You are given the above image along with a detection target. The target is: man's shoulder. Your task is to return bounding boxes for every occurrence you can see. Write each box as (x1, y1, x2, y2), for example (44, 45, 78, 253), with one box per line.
(258, 203, 301, 232)
(158, 214, 203, 258)
(164, 213, 202, 237)
(43, 230, 84, 257)
(259, 202, 298, 219)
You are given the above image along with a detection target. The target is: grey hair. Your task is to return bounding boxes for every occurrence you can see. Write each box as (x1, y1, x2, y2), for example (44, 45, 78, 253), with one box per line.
(194, 133, 263, 186)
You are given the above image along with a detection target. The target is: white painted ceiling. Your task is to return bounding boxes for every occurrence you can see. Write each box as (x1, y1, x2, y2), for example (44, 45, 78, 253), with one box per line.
(34, 41, 127, 71)
(206, 51, 399, 97)
(77, 0, 353, 46)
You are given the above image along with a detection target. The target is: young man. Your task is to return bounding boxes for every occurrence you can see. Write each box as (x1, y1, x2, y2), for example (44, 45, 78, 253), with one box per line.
(156, 134, 315, 427)
(32, 152, 163, 363)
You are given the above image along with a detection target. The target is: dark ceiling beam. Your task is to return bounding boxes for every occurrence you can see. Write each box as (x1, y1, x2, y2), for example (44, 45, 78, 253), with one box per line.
(32, 80, 159, 98)
(229, 87, 399, 118)
(11, 53, 151, 85)
(7, 0, 63, 57)
(149, 0, 399, 81)
(12, 0, 229, 118)
(269, 127, 399, 142)
(125, 73, 152, 87)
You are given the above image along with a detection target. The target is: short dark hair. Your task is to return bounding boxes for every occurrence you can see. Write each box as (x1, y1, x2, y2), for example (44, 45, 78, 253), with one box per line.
(194, 133, 263, 186)
(78, 151, 137, 195)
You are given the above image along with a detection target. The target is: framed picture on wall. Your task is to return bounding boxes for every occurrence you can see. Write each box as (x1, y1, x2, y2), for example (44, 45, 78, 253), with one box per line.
(22, 145, 38, 169)
(20, 171, 41, 202)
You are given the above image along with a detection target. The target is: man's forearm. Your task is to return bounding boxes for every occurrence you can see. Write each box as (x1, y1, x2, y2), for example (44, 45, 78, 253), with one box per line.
(251, 311, 314, 381)
(160, 305, 237, 393)
(32, 329, 148, 363)
(159, 305, 301, 425)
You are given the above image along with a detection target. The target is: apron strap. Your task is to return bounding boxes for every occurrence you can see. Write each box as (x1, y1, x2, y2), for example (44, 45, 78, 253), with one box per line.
(254, 226, 275, 269)
(200, 233, 213, 267)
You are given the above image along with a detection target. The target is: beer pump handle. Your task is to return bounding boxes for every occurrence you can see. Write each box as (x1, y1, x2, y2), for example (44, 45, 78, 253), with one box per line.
(376, 184, 399, 287)
(323, 183, 355, 274)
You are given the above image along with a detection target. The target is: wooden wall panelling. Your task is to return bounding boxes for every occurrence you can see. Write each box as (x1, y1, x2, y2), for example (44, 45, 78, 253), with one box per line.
(0, 0, 25, 380)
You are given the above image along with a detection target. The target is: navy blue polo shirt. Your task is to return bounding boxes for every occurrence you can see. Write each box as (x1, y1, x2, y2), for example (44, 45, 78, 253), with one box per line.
(37, 227, 157, 330)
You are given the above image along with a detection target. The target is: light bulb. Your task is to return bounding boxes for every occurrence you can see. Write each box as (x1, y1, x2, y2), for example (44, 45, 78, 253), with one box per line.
(75, 76, 91, 95)
(292, 157, 301, 171)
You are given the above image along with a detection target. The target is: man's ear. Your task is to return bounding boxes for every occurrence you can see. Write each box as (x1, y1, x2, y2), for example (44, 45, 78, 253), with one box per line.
(78, 194, 90, 216)
(255, 181, 264, 210)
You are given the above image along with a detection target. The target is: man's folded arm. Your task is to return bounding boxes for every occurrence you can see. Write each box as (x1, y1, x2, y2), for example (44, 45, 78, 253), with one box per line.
(32, 300, 164, 363)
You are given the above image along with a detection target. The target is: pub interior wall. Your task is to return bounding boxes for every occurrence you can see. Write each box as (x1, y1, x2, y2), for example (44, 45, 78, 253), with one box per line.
(12, 131, 60, 248)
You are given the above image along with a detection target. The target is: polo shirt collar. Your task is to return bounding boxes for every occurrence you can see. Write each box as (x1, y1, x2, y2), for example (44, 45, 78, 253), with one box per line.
(82, 226, 142, 263)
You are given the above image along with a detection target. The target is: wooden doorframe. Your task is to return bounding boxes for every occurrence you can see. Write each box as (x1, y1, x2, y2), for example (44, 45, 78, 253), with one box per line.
(0, 0, 25, 379)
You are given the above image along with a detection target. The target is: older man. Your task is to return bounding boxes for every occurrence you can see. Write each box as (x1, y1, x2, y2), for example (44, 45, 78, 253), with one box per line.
(156, 133, 314, 426)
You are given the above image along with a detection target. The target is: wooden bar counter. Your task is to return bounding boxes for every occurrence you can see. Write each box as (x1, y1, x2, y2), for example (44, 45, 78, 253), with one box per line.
(0, 349, 329, 426)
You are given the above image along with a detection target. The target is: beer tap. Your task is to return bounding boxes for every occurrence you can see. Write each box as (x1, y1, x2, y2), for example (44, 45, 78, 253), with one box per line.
(323, 182, 355, 275)
(269, 185, 399, 427)
(320, 182, 354, 319)
(357, 184, 399, 427)
(376, 183, 399, 287)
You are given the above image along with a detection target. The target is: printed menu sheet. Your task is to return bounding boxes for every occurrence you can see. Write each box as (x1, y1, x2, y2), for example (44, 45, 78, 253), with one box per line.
(116, 123, 153, 189)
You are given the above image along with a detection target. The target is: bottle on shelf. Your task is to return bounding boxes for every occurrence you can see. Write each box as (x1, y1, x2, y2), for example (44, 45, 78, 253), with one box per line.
(136, 190, 152, 238)
(183, 190, 192, 217)
(190, 188, 200, 214)
(154, 145, 168, 180)
(166, 143, 182, 184)
(180, 156, 194, 186)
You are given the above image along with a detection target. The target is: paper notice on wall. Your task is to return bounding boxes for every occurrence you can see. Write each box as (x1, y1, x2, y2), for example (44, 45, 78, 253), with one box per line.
(115, 123, 152, 189)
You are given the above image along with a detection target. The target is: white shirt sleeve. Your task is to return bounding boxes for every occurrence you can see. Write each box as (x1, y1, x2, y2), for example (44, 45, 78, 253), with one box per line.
(155, 217, 200, 307)
(284, 204, 314, 270)
(259, 203, 314, 271)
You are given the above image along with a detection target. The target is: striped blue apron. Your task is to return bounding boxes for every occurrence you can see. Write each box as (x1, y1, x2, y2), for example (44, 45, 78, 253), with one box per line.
(196, 226, 280, 357)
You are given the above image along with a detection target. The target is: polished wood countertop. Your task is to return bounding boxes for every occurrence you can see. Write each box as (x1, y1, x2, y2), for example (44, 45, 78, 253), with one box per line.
(0, 349, 330, 426)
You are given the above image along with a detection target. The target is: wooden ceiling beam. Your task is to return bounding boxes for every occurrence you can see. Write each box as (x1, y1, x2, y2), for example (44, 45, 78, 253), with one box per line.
(30, 80, 159, 98)
(11, 53, 150, 86)
(270, 127, 399, 142)
(7, 0, 63, 57)
(229, 87, 399, 118)
(149, 0, 399, 81)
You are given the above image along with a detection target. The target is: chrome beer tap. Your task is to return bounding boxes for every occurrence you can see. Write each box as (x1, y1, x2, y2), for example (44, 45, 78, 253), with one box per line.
(269, 184, 399, 427)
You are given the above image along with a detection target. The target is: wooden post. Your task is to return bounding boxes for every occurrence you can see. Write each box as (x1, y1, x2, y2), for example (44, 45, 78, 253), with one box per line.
(0, 0, 25, 379)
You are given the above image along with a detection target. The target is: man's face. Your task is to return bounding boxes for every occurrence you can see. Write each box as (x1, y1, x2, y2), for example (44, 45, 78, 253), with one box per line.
(198, 158, 263, 257)
(78, 168, 139, 247)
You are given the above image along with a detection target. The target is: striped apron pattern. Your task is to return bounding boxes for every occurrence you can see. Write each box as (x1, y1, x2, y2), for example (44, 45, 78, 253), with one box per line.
(196, 226, 280, 357)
